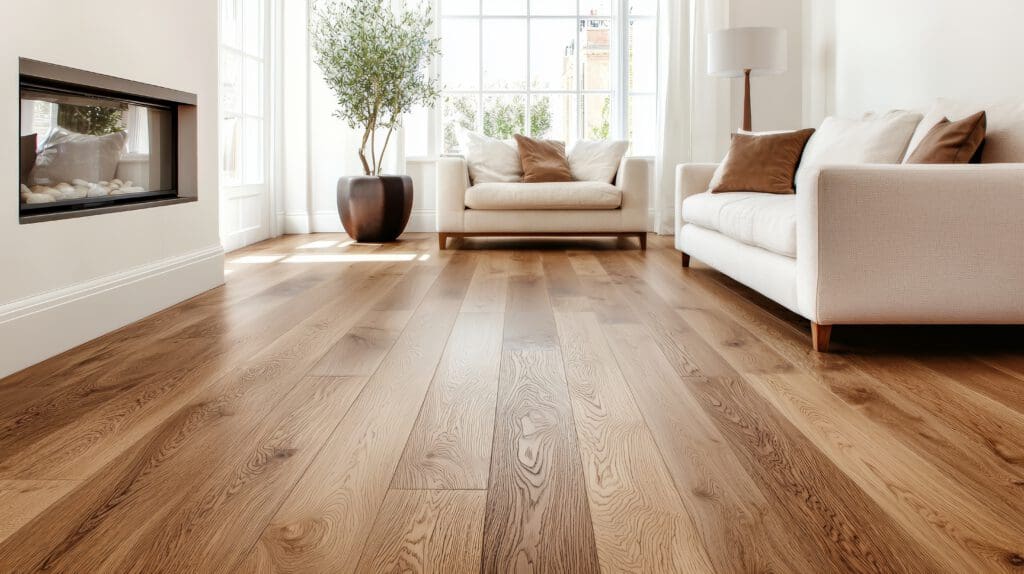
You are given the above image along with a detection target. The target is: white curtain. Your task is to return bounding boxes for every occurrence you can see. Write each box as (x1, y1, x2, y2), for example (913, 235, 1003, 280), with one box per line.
(653, 0, 730, 235)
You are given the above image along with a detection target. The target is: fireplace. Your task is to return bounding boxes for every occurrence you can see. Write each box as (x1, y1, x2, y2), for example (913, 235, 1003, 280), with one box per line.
(18, 59, 197, 223)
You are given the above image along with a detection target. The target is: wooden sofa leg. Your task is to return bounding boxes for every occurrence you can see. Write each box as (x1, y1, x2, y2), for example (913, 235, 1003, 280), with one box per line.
(681, 252, 690, 268)
(438, 233, 448, 250)
(811, 322, 832, 352)
(637, 233, 647, 251)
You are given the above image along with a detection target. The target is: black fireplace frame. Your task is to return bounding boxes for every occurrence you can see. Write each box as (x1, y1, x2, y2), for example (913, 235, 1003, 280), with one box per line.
(18, 58, 199, 224)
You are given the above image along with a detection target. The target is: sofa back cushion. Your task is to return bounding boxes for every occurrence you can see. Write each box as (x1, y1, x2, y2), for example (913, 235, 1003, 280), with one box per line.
(905, 111, 987, 164)
(461, 130, 523, 184)
(711, 129, 816, 194)
(514, 135, 573, 183)
(903, 98, 1024, 163)
(794, 110, 922, 188)
(567, 139, 629, 183)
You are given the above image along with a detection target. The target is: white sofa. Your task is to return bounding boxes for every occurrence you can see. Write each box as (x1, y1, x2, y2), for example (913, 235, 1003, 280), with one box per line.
(436, 156, 649, 250)
(676, 105, 1024, 351)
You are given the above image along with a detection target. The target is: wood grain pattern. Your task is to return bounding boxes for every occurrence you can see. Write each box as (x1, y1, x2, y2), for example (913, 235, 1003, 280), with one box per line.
(483, 348, 601, 573)
(241, 252, 478, 573)
(554, 311, 715, 573)
(112, 376, 371, 572)
(356, 489, 486, 573)
(0, 233, 1022, 572)
(0, 250, 399, 480)
(392, 312, 505, 489)
(482, 256, 601, 573)
(601, 320, 822, 573)
(746, 372, 1024, 572)
(461, 251, 510, 313)
(0, 480, 78, 544)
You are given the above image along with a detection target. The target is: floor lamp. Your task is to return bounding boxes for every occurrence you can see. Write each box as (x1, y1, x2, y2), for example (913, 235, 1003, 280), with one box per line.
(708, 27, 787, 131)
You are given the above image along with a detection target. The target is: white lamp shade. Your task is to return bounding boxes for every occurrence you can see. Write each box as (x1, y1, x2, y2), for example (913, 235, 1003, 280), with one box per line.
(707, 27, 787, 77)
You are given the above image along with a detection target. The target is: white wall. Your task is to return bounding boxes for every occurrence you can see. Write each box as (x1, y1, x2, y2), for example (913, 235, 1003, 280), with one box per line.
(830, 0, 1024, 116)
(728, 0, 805, 132)
(0, 0, 223, 377)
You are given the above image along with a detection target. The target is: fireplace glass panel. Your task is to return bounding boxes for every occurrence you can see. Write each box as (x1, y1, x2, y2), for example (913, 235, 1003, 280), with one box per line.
(19, 88, 175, 208)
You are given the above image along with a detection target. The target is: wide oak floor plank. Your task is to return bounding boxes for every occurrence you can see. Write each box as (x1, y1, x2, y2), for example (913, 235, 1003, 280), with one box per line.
(555, 311, 715, 573)
(391, 311, 505, 490)
(239, 252, 478, 573)
(0, 480, 79, 545)
(356, 489, 486, 573)
(482, 253, 600, 573)
(600, 321, 823, 573)
(483, 348, 601, 573)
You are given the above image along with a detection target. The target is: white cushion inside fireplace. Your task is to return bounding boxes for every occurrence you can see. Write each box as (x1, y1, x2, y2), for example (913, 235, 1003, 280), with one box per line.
(29, 128, 127, 186)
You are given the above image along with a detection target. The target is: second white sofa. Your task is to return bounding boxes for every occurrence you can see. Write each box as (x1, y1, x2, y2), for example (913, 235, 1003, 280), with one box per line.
(676, 101, 1024, 351)
(436, 156, 649, 250)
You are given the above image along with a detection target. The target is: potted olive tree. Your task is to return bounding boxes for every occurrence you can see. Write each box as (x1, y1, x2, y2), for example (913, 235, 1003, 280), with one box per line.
(311, 0, 440, 242)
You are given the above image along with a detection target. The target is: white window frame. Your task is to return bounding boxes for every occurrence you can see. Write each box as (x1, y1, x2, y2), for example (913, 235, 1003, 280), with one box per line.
(219, 0, 283, 250)
(420, 0, 658, 159)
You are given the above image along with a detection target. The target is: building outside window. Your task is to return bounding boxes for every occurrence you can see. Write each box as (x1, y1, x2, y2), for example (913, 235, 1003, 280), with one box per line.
(405, 0, 657, 157)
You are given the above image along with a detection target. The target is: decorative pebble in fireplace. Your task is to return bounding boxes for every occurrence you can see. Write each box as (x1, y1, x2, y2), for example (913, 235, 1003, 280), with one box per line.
(18, 59, 198, 224)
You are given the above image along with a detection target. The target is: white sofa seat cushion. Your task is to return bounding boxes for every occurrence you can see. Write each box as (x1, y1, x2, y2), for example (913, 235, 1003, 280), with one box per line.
(682, 191, 797, 257)
(465, 181, 622, 210)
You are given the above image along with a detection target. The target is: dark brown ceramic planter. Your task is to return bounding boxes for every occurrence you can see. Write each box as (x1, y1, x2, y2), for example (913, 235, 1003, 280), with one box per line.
(336, 175, 413, 243)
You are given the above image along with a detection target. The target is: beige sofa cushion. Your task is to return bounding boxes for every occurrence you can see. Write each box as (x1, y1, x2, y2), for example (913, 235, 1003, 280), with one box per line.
(682, 191, 797, 257)
(903, 98, 1024, 163)
(465, 181, 621, 210)
(794, 111, 922, 188)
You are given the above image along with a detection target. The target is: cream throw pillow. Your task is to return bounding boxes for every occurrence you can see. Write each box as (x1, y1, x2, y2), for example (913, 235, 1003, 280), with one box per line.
(567, 139, 629, 183)
(30, 128, 127, 186)
(793, 110, 922, 188)
(460, 130, 522, 184)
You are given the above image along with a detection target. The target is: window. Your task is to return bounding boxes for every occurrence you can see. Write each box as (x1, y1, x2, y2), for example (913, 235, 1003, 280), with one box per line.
(220, 0, 267, 187)
(220, 0, 275, 251)
(432, 0, 657, 155)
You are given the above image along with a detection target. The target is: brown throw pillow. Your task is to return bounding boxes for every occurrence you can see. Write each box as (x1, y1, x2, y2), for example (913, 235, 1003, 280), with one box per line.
(711, 129, 816, 194)
(513, 134, 573, 183)
(905, 111, 986, 164)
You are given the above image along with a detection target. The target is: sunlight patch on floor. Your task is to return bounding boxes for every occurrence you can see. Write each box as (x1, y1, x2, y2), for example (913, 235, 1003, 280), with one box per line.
(233, 255, 286, 264)
(296, 240, 340, 249)
(283, 253, 418, 263)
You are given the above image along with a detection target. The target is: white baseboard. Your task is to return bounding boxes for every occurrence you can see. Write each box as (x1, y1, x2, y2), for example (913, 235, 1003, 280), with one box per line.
(306, 209, 437, 233)
(0, 244, 225, 379)
(283, 212, 311, 234)
(291, 209, 658, 235)
(407, 210, 436, 233)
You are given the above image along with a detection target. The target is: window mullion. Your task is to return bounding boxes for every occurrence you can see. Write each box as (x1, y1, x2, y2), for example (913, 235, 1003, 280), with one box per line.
(477, 0, 484, 134)
(575, 0, 581, 142)
(525, 0, 531, 136)
(616, 0, 629, 141)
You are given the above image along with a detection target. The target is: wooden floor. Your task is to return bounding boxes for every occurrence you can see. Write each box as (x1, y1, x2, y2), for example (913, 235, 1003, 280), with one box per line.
(2, 233, 1023, 573)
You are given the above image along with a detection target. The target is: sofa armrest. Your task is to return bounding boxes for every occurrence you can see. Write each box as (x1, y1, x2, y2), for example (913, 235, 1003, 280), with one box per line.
(674, 163, 719, 236)
(796, 164, 1024, 324)
(436, 156, 470, 232)
(614, 157, 650, 231)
